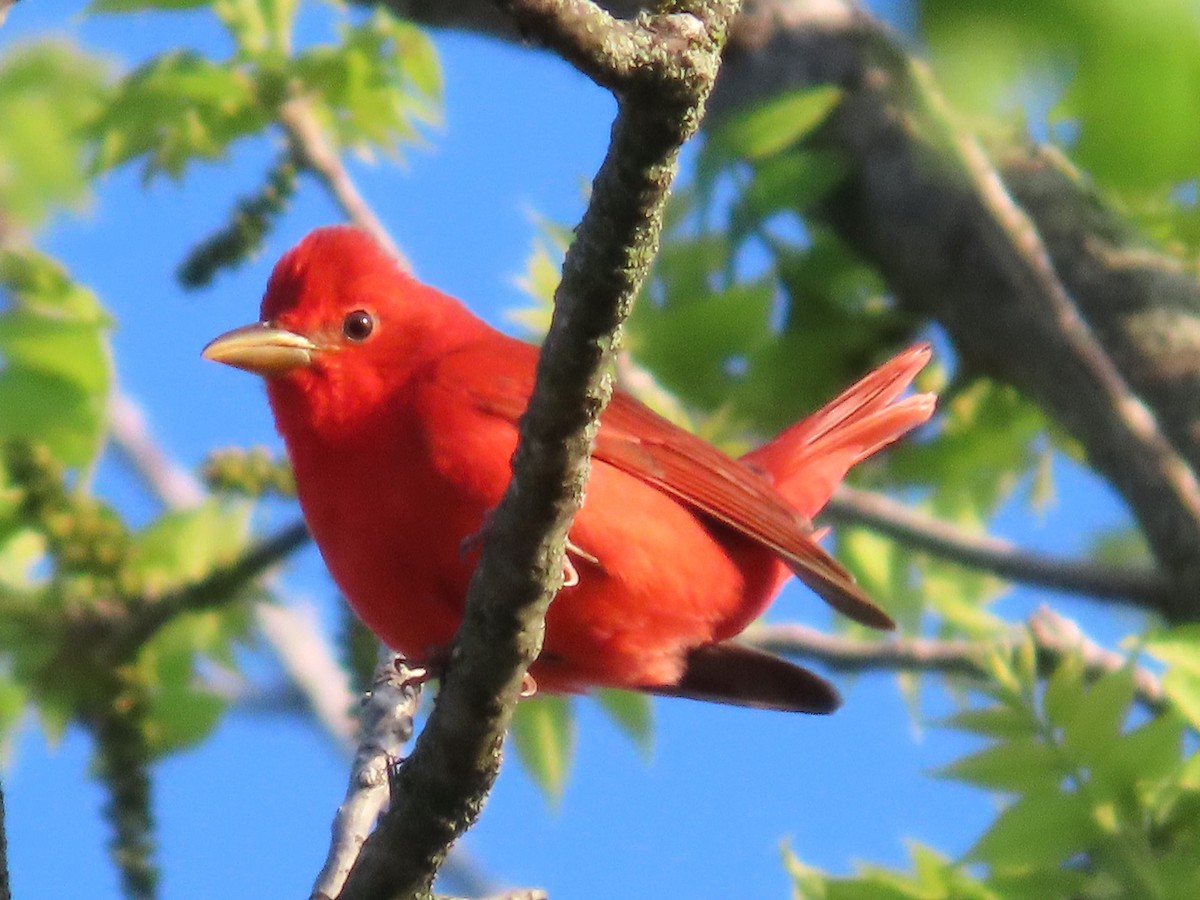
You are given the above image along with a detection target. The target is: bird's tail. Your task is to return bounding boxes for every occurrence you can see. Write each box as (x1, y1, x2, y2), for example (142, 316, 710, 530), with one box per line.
(741, 344, 936, 518)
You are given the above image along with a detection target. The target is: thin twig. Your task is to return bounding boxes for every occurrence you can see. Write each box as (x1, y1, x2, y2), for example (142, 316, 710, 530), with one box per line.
(824, 485, 1170, 609)
(108, 392, 206, 508)
(745, 604, 1166, 713)
(116, 519, 310, 654)
(279, 97, 410, 271)
(0, 775, 10, 900)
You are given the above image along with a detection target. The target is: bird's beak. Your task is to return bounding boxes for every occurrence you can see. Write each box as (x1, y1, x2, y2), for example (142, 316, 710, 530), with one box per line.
(202, 322, 319, 377)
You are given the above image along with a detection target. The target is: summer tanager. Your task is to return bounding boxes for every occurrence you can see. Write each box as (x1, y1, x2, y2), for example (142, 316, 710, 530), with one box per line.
(204, 226, 934, 713)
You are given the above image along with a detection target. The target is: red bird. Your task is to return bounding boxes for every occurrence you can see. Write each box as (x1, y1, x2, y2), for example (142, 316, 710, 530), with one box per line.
(204, 226, 934, 713)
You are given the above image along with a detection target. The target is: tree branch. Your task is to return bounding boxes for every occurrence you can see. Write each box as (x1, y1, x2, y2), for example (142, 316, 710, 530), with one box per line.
(824, 485, 1169, 610)
(279, 97, 410, 271)
(312, 652, 422, 900)
(0, 776, 10, 900)
(337, 3, 740, 897)
(745, 605, 1167, 713)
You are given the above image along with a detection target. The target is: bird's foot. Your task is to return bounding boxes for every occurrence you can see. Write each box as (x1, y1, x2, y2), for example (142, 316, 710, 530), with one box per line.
(561, 538, 599, 588)
(392, 649, 448, 687)
(520, 671, 538, 699)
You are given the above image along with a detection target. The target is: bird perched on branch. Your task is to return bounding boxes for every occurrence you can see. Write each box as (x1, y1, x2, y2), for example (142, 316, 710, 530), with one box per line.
(204, 226, 934, 713)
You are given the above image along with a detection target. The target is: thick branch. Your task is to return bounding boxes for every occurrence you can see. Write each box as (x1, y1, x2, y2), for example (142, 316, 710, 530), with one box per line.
(825, 485, 1169, 610)
(337, 3, 739, 898)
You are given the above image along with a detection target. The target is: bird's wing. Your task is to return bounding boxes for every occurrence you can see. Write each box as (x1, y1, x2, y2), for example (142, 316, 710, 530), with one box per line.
(433, 339, 892, 630)
(595, 391, 893, 629)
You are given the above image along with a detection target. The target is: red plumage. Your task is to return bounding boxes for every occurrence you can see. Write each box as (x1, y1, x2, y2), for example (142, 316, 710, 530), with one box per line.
(205, 226, 935, 712)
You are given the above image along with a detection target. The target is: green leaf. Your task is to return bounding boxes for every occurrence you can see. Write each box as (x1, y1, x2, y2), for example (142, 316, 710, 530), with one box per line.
(986, 867, 1089, 900)
(969, 789, 1097, 869)
(0, 250, 112, 465)
(626, 277, 775, 414)
(1162, 669, 1200, 731)
(131, 500, 251, 595)
(728, 151, 846, 246)
(940, 703, 1040, 740)
(289, 11, 441, 158)
(0, 42, 110, 229)
(1042, 653, 1085, 726)
(1146, 625, 1200, 677)
(1060, 667, 1135, 766)
(1092, 712, 1185, 797)
(710, 87, 842, 162)
(510, 694, 574, 802)
(91, 51, 266, 180)
(138, 607, 244, 755)
(936, 737, 1067, 794)
(594, 689, 653, 758)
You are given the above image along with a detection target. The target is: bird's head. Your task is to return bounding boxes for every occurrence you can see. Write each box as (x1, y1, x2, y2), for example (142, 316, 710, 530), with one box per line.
(203, 226, 456, 440)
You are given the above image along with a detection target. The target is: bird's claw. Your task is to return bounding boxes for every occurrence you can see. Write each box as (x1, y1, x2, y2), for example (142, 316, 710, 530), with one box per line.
(561, 538, 598, 588)
(519, 672, 538, 699)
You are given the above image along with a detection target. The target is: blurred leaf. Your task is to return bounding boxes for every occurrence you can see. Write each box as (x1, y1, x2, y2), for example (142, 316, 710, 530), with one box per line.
(0, 41, 110, 229)
(138, 612, 234, 755)
(131, 499, 251, 596)
(1146, 625, 1200, 677)
(626, 277, 774, 414)
(1088, 525, 1153, 569)
(1042, 652, 1085, 726)
(511, 694, 574, 802)
(290, 10, 441, 158)
(986, 867, 1089, 900)
(1092, 712, 1185, 796)
(0, 250, 112, 466)
(940, 703, 1040, 740)
(91, 51, 266, 180)
(936, 737, 1067, 794)
(1161, 669, 1200, 731)
(702, 86, 842, 192)
(969, 789, 1097, 869)
(594, 689, 653, 758)
(1060, 667, 1135, 766)
(728, 151, 845, 246)
(508, 235, 566, 337)
(923, 0, 1200, 189)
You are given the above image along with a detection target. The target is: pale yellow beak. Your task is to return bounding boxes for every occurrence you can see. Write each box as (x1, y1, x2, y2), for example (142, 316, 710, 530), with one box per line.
(202, 323, 319, 376)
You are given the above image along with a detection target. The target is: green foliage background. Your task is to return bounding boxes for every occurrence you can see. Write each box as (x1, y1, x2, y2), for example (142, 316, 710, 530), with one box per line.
(2, 0, 1200, 898)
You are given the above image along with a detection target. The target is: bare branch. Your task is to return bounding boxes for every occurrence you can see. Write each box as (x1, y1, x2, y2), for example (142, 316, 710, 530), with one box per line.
(108, 392, 206, 509)
(0, 776, 9, 900)
(312, 652, 422, 900)
(337, 3, 740, 897)
(257, 602, 358, 748)
(824, 485, 1169, 610)
(745, 605, 1166, 713)
(279, 97, 410, 271)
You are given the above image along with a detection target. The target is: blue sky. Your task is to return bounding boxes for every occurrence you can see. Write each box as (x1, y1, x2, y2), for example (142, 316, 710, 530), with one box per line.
(1, 2, 1136, 897)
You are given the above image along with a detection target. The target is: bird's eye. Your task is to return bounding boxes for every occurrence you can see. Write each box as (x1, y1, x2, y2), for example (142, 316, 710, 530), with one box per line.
(342, 310, 375, 342)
